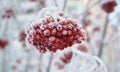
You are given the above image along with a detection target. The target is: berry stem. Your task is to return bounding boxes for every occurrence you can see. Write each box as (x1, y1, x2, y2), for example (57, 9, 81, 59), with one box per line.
(62, 0, 68, 11)
(53, 0, 58, 7)
(38, 53, 43, 72)
(1, 20, 9, 72)
(98, 14, 109, 58)
(47, 53, 53, 72)
(117, 17, 120, 52)
(25, 49, 31, 72)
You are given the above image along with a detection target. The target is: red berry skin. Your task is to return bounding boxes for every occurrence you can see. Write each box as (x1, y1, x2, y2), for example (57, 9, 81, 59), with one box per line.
(101, 1, 117, 13)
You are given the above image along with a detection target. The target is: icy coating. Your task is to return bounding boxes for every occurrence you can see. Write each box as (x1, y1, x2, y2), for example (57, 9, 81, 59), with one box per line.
(25, 7, 87, 53)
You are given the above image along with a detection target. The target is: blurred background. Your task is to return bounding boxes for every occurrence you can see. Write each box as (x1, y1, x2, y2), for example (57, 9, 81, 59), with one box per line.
(0, 0, 120, 72)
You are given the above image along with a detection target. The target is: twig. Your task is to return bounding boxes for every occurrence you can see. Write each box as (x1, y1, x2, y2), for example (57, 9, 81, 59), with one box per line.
(53, 0, 58, 7)
(98, 15, 109, 58)
(47, 53, 53, 72)
(38, 53, 43, 72)
(116, 16, 120, 51)
(1, 19, 9, 72)
(62, 0, 68, 11)
(24, 50, 31, 72)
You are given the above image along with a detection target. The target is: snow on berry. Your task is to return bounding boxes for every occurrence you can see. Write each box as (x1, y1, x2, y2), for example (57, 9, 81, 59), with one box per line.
(25, 7, 87, 53)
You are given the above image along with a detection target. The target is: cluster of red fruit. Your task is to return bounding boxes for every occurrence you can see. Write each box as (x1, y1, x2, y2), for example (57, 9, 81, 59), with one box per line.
(101, 0, 117, 13)
(60, 51, 73, 64)
(2, 8, 14, 19)
(55, 51, 73, 69)
(26, 10, 86, 53)
(77, 45, 88, 53)
(19, 29, 26, 42)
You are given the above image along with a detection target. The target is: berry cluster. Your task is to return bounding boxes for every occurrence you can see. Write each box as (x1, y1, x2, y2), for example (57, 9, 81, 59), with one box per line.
(2, 8, 14, 19)
(77, 45, 88, 53)
(19, 29, 26, 42)
(26, 8, 86, 53)
(55, 51, 73, 69)
(60, 51, 73, 64)
(101, 0, 117, 13)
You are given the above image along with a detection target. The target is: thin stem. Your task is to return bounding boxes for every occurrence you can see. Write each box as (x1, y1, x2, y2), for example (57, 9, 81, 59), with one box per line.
(53, 0, 58, 7)
(47, 53, 53, 72)
(116, 16, 120, 51)
(25, 48, 32, 72)
(38, 53, 43, 72)
(46, 1, 67, 72)
(62, 0, 68, 11)
(98, 15, 109, 58)
(1, 19, 9, 72)
(1, 50, 7, 72)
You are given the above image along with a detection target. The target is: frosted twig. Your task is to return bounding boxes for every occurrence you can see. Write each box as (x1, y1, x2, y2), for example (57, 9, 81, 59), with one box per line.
(47, 53, 53, 72)
(53, 0, 58, 7)
(1, 20, 9, 72)
(72, 47, 108, 72)
(98, 15, 109, 58)
(62, 0, 68, 11)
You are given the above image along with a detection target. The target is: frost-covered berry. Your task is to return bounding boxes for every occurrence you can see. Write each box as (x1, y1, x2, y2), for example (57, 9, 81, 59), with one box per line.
(101, 0, 117, 13)
(26, 7, 87, 53)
